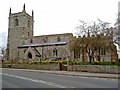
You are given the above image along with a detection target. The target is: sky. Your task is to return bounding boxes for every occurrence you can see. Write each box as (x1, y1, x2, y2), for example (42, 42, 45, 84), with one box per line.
(0, 0, 119, 46)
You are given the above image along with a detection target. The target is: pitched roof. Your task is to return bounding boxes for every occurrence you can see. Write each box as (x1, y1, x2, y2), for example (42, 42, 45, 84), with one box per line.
(18, 42, 67, 48)
(33, 33, 73, 38)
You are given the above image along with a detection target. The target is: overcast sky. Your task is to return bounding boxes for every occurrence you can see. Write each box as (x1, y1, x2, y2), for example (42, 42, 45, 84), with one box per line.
(0, 0, 119, 46)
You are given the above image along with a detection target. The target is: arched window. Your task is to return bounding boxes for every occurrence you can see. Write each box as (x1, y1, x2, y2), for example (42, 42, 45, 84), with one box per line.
(74, 48, 80, 58)
(28, 32, 30, 36)
(17, 51, 19, 59)
(15, 19, 19, 26)
(28, 52, 32, 59)
(28, 20, 30, 27)
(101, 48, 106, 55)
(43, 37, 48, 43)
(30, 39, 33, 43)
(53, 48, 58, 57)
(57, 37, 61, 42)
(24, 49, 26, 53)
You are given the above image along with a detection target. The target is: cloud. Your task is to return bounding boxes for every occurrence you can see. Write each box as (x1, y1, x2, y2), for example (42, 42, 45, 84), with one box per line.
(0, 32, 7, 47)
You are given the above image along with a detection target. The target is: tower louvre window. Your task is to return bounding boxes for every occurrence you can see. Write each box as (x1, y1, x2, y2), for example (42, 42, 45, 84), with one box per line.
(15, 19, 19, 26)
(28, 20, 30, 27)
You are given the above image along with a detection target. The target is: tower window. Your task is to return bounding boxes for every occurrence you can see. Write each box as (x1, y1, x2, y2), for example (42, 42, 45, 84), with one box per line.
(28, 20, 30, 27)
(15, 19, 19, 26)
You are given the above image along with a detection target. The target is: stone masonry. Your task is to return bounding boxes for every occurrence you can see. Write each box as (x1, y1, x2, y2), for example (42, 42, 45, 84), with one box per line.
(7, 4, 73, 61)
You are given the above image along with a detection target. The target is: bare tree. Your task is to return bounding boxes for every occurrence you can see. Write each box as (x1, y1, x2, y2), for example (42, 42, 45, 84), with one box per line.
(0, 46, 6, 63)
(76, 20, 90, 36)
(76, 19, 111, 36)
(114, 13, 120, 60)
(69, 19, 116, 63)
(114, 13, 120, 46)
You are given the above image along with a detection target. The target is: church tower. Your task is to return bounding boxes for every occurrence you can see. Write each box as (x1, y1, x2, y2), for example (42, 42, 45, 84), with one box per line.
(7, 4, 34, 60)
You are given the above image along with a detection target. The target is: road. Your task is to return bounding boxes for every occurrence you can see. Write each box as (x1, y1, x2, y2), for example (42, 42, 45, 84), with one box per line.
(2, 68, 119, 88)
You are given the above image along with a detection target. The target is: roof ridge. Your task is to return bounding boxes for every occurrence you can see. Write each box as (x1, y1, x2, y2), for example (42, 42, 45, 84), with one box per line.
(33, 33, 73, 38)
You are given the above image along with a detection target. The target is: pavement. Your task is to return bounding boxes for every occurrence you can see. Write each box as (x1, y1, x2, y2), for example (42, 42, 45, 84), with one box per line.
(9, 68, 120, 79)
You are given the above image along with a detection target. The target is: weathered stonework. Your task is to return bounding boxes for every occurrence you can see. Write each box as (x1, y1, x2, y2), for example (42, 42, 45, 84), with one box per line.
(2, 64, 119, 74)
(7, 4, 117, 62)
(7, 4, 73, 61)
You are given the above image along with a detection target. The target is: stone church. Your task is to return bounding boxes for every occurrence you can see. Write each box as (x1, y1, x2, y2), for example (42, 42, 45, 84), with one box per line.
(7, 4, 73, 61)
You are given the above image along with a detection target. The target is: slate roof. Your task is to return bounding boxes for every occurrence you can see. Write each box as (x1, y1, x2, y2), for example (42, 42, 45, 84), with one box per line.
(18, 42, 67, 48)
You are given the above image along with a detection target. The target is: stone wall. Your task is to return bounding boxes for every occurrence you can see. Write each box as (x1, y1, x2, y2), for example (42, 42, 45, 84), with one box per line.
(67, 65, 119, 74)
(2, 64, 119, 74)
(18, 33, 73, 60)
(3, 64, 59, 71)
